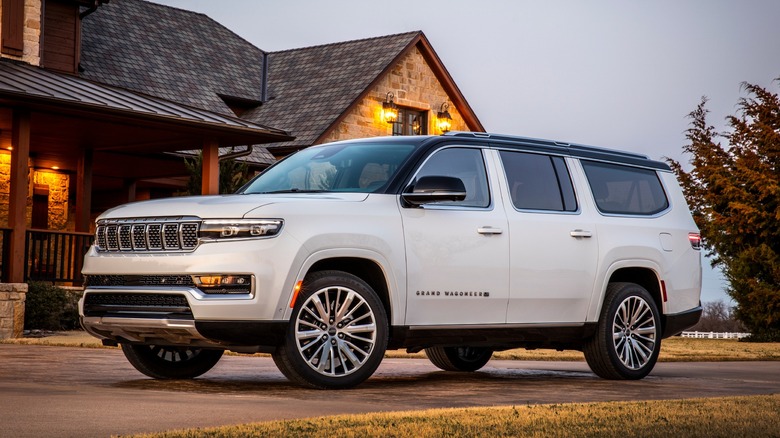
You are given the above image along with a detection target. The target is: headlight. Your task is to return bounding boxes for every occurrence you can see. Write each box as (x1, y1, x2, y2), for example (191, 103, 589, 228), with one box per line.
(199, 219, 283, 240)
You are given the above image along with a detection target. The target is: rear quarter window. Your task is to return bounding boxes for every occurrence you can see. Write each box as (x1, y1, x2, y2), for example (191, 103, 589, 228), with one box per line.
(581, 161, 669, 215)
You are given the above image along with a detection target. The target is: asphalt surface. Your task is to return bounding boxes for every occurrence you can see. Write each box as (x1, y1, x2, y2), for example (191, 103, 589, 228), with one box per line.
(0, 344, 778, 437)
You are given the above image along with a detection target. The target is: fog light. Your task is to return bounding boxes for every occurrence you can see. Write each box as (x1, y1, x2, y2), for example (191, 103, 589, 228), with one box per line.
(193, 274, 253, 294)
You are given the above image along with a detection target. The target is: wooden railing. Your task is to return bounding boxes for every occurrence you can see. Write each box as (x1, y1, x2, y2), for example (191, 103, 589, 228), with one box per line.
(0, 227, 10, 283)
(24, 229, 94, 285)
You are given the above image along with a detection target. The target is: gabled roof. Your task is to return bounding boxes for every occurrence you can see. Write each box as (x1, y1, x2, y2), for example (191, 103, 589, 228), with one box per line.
(241, 32, 422, 149)
(80, 0, 265, 116)
(244, 31, 484, 153)
(77, 0, 484, 157)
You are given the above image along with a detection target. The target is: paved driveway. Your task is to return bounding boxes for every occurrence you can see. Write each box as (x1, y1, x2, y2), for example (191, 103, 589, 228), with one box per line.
(1, 344, 778, 437)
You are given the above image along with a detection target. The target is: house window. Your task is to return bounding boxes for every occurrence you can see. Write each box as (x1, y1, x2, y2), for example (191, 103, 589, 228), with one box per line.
(393, 108, 427, 136)
(2, 0, 25, 56)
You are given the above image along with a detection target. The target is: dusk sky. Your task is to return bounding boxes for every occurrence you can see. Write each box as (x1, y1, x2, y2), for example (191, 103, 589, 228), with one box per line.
(151, 0, 780, 303)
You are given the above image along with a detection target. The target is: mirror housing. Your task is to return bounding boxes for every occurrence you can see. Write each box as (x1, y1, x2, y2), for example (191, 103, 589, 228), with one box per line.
(402, 176, 467, 206)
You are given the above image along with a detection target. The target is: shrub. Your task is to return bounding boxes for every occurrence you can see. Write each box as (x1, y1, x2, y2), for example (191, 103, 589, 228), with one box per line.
(24, 282, 80, 331)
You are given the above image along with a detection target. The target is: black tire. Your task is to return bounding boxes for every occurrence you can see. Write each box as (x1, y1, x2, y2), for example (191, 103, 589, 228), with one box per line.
(272, 270, 388, 389)
(584, 282, 662, 380)
(425, 346, 493, 372)
(121, 344, 224, 379)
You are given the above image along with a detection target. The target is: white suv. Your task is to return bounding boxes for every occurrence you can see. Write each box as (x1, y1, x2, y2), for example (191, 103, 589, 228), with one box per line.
(79, 132, 702, 389)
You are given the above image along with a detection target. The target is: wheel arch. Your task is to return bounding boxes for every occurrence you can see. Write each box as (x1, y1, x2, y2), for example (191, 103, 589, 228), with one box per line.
(307, 257, 391, 321)
(590, 262, 665, 323)
(609, 267, 663, 312)
(283, 249, 399, 325)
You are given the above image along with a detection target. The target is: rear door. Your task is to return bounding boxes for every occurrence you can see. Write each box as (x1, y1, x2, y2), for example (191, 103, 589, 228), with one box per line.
(498, 150, 599, 323)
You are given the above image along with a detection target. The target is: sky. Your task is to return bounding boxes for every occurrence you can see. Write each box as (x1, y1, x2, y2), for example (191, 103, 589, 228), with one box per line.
(151, 0, 780, 303)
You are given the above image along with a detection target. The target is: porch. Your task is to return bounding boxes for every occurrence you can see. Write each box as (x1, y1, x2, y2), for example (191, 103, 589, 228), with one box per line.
(0, 227, 91, 285)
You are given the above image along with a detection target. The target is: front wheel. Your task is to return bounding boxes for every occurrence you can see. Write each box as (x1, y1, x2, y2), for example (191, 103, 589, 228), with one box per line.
(425, 346, 493, 372)
(121, 344, 224, 379)
(584, 282, 661, 380)
(272, 270, 388, 389)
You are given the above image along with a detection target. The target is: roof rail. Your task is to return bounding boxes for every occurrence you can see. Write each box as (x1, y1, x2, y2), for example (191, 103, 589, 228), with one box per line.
(441, 131, 649, 160)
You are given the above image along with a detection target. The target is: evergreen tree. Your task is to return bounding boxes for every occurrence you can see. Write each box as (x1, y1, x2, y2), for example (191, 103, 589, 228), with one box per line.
(184, 152, 254, 195)
(668, 81, 780, 341)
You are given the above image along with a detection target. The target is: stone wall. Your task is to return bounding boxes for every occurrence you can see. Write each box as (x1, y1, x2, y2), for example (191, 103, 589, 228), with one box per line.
(0, 151, 70, 230)
(0, 0, 42, 65)
(321, 44, 470, 143)
(0, 283, 26, 339)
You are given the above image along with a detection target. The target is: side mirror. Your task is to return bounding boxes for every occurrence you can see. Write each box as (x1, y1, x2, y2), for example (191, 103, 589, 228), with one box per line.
(402, 176, 467, 206)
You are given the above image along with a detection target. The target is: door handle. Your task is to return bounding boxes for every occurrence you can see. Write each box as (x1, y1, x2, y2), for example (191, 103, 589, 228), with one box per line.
(478, 227, 503, 235)
(570, 229, 593, 238)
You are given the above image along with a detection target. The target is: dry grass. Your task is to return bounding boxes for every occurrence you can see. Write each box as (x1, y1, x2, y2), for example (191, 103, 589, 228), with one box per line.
(128, 394, 780, 438)
(4, 333, 780, 361)
(387, 337, 780, 362)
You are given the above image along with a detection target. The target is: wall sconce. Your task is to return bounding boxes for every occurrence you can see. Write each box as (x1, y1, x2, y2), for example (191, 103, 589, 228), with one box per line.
(382, 92, 398, 124)
(437, 102, 453, 133)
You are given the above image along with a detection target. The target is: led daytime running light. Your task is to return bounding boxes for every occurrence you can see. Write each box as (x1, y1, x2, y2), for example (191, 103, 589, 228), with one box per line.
(200, 219, 283, 240)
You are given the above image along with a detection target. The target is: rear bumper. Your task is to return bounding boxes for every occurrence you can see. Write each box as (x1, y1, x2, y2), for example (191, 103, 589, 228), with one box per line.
(661, 306, 702, 338)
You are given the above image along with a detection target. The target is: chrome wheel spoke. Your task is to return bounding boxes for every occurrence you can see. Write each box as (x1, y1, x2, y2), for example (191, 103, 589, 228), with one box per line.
(612, 295, 657, 370)
(295, 284, 377, 377)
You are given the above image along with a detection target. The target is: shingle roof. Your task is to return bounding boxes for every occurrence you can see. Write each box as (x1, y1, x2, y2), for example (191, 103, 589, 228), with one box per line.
(78, 1, 434, 153)
(243, 32, 421, 149)
(80, 0, 265, 115)
(0, 59, 288, 141)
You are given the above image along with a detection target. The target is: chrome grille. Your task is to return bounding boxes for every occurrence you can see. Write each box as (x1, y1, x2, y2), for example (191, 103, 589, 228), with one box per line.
(95, 218, 200, 252)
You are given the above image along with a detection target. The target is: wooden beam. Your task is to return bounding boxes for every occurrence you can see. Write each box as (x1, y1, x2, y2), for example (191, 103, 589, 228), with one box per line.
(8, 110, 30, 283)
(201, 139, 219, 195)
(75, 149, 93, 232)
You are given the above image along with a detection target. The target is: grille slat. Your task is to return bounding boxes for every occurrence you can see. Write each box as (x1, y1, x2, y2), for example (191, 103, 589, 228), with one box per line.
(95, 219, 199, 253)
(85, 275, 196, 287)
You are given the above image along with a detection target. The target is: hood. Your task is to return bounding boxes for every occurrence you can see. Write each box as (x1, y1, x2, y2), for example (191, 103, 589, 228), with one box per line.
(97, 193, 370, 220)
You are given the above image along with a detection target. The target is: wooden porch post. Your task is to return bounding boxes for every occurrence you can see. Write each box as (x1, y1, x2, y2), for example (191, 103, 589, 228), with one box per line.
(201, 139, 219, 195)
(75, 148, 93, 232)
(7, 111, 30, 283)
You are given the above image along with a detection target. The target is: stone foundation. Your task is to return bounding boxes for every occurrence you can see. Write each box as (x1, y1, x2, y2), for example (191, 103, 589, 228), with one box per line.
(0, 283, 27, 339)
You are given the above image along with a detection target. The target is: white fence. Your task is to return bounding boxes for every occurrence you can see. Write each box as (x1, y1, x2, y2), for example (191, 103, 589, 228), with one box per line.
(680, 331, 751, 339)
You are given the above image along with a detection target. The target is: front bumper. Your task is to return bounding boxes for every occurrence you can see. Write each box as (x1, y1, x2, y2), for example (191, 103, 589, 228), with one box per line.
(81, 315, 288, 353)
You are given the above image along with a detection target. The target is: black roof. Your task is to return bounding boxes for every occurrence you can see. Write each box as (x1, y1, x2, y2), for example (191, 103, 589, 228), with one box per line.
(324, 132, 671, 171)
(80, 0, 266, 115)
(242, 32, 422, 150)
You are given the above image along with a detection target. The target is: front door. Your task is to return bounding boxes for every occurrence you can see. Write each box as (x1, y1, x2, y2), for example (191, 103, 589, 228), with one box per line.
(401, 147, 509, 326)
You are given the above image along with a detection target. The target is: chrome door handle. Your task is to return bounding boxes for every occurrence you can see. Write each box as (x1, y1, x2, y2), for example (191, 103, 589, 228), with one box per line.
(570, 229, 593, 238)
(478, 227, 503, 235)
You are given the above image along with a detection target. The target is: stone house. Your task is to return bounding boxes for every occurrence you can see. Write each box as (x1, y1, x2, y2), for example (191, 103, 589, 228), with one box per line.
(0, 0, 483, 337)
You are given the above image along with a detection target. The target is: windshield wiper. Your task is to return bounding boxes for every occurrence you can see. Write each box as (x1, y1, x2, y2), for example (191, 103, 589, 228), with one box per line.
(253, 189, 328, 194)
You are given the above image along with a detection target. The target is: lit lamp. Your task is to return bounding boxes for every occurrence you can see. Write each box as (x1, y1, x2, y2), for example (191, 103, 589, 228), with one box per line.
(382, 92, 398, 124)
(437, 102, 453, 133)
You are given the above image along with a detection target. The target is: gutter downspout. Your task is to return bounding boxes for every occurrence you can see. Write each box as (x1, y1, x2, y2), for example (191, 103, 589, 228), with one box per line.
(260, 51, 269, 103)
(218, 145, 253, 162)
(80, 0, 107, 19)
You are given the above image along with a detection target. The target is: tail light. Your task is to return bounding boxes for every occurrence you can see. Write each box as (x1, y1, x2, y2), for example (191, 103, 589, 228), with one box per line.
(688, 233, 702, 250)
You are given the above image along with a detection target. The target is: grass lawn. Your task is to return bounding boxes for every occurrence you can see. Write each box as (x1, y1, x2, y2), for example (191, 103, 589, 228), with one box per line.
(3, 331, 780, 361)
(129, 394, 780, 438)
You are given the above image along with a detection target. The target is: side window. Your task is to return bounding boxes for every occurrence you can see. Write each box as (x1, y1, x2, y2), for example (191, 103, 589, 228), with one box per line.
(414, 148, 490, 208)
(499, 151, 577, 212)
(581, 161, 669, 215)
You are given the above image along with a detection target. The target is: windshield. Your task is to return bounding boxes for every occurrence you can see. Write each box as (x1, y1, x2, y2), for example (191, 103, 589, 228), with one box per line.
(241, 142, 417, 194)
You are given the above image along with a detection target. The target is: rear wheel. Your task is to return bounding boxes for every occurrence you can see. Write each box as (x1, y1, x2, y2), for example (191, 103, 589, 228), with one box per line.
(272, 270, 388, 389)
(584, 282, 661, 380)
(425, 346, 493, 372)
(121, 344, 224, 379)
